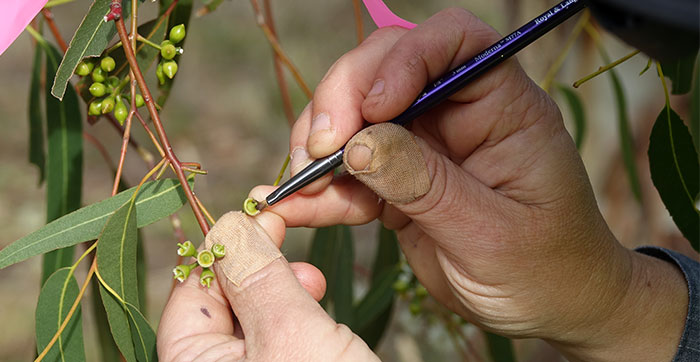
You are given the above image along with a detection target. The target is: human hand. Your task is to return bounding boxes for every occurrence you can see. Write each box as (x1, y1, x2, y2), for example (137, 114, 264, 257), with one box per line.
(250, 8, 688, 361)
(157, 212, 378, 362)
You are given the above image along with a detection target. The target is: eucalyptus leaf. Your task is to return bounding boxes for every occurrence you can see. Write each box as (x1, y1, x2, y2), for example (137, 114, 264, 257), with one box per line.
(0, 177, 193, 270)
(51, 0, 132, 100)
(308, 225, 354, 325)
(41, 43, 83, 285)
(92, 282, 122, 362)
(660, 51, 698, 95)
(691, 56, 699, 153)
(597, 48, 642, 202)
(485, 331, 515, 362)
(97, 198, 139, 306)
(353, 267, 400, 331)
(648, 106, 700, 251)
(36, 267, 86, 362)
(99, 284, 136, 362)
(126, 302, 157, 362)
(556, 84, 586, 150)
(28, 43, 46, 184)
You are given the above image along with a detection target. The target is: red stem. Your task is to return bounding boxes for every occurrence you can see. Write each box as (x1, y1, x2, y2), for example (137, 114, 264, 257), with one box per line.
(114, 13, 210, 235)
(263, 0, 295, 126)
(41, 9, 68, 53)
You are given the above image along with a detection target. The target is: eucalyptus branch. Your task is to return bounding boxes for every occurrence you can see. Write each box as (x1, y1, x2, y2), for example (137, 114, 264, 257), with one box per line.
(540, 9, 590, 93)
(112, 6, 211, 235)
(112, 97, 133, 196)
(262, 0, 296, 126)
(573, 49, 640, 88)
(352, 0, 364, 45)
(250, 0, 313, 99)
(41, 8, 68, 53)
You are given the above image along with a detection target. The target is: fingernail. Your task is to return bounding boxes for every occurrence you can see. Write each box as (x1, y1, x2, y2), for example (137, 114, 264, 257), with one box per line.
(346, 144, 372, 172)
(367, 79, 384, 97)
(309, 113, 331, 137)
(290, 147, 310, 175)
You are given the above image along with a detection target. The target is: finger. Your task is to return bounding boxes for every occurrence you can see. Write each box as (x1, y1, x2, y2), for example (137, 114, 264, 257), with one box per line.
(306, 27, 407, 159)
(289, 102, 333, 194)
(205, 213, 337, 353)
(289, 262, 327, 302)
(362, 7, 513, 123)
(249, 178, 382, 228)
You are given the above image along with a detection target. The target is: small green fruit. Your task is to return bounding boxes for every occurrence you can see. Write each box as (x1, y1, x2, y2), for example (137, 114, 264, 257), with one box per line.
(75, 61, 92, 76)
(114, 98, 128, 125)
(156, 63, 165, 85)
(409, 300, 422, 316)
(197, 250, 215, 268)
(200, 268, 215, 288)
(89, 82, 107, 97)
(243, 197, 261, 216)
(100, 56, 116, 72)
(106, 76, 120, 89)
(88, 100, 102, 116)
(134, 94, 145, 107)
(169, 24, 186, 44)
(177, 240, 197, 257)
(91, 67, 107, 83)
(101, 96, 115, 114)
(162, 61, 178, 79)
(211, 244, 226, 259)
(161, 43, 177, 60)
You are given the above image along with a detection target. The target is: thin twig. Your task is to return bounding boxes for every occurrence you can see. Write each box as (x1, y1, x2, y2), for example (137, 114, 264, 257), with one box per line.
(262, 0, 296, 126)
(113, 11, 210, 235)
(250, 0, 313, 99)
(112, 106, 134, 196)
(194, 194, 216, 225)
(133, 109, 166, 157)
(41, 9, 68, 53)
(273, 154, 290, 186)
(573, 48, 640, 88)
(352, 0, 364, 45)
(540, 9, 590, 93)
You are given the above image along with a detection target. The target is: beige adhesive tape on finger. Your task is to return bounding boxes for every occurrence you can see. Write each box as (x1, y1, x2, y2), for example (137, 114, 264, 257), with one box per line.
(204, 211, 282, 286)
(344, 123, 430, 204)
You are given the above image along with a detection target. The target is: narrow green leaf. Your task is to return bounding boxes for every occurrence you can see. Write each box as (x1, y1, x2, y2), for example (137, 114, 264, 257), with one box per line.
(36, 267, 86, 362)
(51, 0, 132, 100)
(91, 282, 122, 362)
(308, 225, 354, 325)
(29, 43, 46, 184)
(41, 43, 84, 285)
(136, 232, 147, 312)
(691, 56, 699, 154)
(597, 48, 642, 202)
(556, 84, 586, 150)
(126, 302, 157, 362)
(648, 106, 700, 251)
(660, 51, 698, 95)
(97, 199, 139, 306)
(99, 284, 136, 362)
(157, 0, 193, 107)
(354, 268, 400, 331)
(485, 331, 515, 362)
(0, 177, 193, 270)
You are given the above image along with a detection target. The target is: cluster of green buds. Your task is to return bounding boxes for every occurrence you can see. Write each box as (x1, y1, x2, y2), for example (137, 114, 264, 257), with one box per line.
(76, 55, 145, 124)
(172, 240, 226, 288)
(392, 261, 429, 316)
(156, 24, 186, 85)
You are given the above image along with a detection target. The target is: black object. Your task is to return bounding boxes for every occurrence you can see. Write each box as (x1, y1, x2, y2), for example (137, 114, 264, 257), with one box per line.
(590, 0, 699, 61)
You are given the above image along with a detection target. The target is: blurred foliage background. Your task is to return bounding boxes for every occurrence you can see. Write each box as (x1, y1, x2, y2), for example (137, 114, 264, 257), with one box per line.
(0, 0, 694, 361)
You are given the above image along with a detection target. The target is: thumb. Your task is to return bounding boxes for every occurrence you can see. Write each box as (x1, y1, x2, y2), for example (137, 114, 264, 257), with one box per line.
(204, 212, 333, 345)
(344, 123, 492, 235)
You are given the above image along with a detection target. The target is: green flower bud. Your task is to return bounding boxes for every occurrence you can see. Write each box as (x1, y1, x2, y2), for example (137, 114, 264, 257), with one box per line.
(415, 284, 428, 299)
(169, 24, 186, 44)
(200, 268, 215, 288)
(173, 262, 198, 283)
(91, 67, 107, 83)
(134, 94, 145, 107)
(392, 279, 409, 293)
(106, 76, 120, 89)
(211, 244, 226, 259)
(89, 82, 107, 97)
(243, 197, 260, 216)
(114, 98, 128, 125)
(88, 100, 102, 116)
(162, 60, 178, 79)
(161, 43, 177, 60)
(156, 63, 165, 85)
(75, 61, 92, 76)
(177, 240, 197, 257)
(101, 96, 115, 114)
(197, 249, 215, 268)
(100, 56, 116, 72)
(409, 300, 422, 316)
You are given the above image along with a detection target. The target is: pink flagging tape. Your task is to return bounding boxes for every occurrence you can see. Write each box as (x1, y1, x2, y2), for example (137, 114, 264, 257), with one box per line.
(0, 0, 48, 56)
(362, 0, 416, 29)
